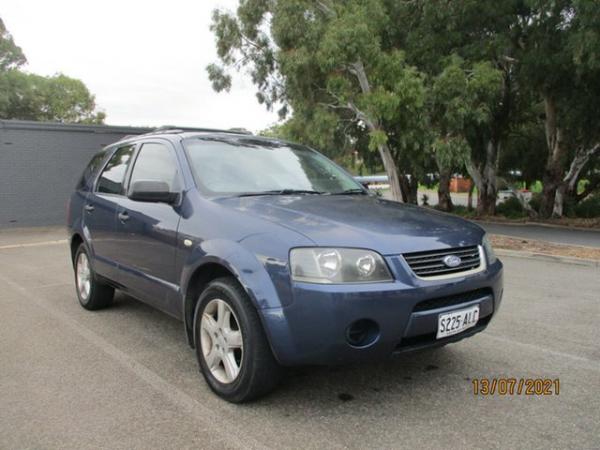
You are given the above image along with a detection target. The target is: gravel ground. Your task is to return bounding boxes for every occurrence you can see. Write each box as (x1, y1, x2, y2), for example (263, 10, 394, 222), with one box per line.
(490, 234, 600, 261)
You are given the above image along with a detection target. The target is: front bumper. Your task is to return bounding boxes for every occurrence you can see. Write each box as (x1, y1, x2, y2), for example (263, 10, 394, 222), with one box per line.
(260, 256, 504, 366)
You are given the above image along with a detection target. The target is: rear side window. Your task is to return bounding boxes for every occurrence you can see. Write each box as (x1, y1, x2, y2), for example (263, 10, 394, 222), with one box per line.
(96, 144, 135, 195)
(129, 143, 180, 192)
(77, 150, 107, 190)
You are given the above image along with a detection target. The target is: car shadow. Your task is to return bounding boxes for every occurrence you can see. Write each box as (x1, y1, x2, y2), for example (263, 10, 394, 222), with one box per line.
(108, 291, 472, 412)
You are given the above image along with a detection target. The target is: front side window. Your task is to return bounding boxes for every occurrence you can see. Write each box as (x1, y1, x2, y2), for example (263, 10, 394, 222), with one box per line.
(128, 143, 180, 192)
(96, 144, 135, 195)
(183, 137, 362, 196)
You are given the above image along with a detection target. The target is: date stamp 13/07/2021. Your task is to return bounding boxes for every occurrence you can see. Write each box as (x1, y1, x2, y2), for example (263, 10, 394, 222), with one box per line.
(472, 378, 560, 396)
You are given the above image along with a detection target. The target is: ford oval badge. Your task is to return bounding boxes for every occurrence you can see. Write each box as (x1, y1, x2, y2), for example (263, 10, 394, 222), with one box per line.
(443, 255, 462, 268)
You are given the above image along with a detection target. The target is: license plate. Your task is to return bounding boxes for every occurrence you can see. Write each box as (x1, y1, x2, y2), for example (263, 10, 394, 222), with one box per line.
(437, 305, 480, 339)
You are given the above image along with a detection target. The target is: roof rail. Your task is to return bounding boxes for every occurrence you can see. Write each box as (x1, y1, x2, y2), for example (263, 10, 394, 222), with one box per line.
(144, 125, 253, 136)
(113, 125, 253, 144)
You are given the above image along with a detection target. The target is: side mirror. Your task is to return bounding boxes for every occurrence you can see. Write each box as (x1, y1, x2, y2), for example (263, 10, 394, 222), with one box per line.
(129, 180, 179, 204)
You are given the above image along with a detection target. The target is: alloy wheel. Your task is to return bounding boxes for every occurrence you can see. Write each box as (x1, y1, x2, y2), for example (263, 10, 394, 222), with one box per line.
(76, 252, 91, 301)
(200, 299, 244, 384)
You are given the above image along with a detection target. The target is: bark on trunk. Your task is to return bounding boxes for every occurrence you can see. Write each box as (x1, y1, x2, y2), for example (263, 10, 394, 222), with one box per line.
(540, 94, 567, 218)
(467, 182, 474, 211)
(379, 143, 403, 202)
(437, 168, 453, 212)
(465, 140, 499, 216)
(551, 143, 600, 217)
(399, 174, 418, 204)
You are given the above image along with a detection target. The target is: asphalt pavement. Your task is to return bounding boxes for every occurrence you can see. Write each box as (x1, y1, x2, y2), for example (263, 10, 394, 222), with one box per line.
(0, 229, 599, 449)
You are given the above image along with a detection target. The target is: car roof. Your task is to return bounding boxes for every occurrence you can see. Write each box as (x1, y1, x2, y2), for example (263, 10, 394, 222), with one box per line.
(115, 126, 293, 148)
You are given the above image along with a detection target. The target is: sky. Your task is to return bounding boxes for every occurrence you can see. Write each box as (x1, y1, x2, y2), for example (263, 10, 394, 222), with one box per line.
(1, 0, 280, 132)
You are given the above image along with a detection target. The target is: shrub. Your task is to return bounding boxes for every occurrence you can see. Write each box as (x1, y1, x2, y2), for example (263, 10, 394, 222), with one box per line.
(528, 192, 542, 213)
(495, 196, 526, 218)
(574, 195, 600, 218)
(445, 205, 476, 218)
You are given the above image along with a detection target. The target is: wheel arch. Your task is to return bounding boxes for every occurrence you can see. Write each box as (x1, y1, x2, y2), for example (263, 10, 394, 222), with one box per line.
(183, 261, 236, 347)
(70, 233, 84, 265)
(180, 239, 285, 348)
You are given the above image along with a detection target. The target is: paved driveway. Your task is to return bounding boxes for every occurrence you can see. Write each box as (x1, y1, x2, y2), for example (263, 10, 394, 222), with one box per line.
(0, 230, 598, 449)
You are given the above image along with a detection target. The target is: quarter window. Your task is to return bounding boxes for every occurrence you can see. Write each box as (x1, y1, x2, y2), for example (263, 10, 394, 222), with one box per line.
(77, 149, 107, 190)
(96, 145, 135, 195)
(129, 143, 180, 192)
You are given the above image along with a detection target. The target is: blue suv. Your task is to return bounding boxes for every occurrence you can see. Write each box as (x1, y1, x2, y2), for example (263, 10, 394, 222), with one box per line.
(68, 127, 503, 402)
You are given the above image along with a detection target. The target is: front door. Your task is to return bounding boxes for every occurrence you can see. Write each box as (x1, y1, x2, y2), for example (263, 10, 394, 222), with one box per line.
(112, 140, 183, 314)
(84, 144, 136, 280)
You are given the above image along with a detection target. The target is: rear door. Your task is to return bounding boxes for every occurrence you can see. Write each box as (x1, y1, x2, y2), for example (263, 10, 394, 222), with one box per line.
(111, 140, 183, 314)
(84, 143, 136, 280)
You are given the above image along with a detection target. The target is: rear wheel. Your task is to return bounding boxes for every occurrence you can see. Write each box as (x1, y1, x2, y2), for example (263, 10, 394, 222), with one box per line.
(74, 244, 114, 310)
(194, 277, 282, 403)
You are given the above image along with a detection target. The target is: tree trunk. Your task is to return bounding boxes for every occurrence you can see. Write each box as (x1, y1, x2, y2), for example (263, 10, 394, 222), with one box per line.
(551, 143, 600, 217)
(540, 94, 567, 218)
(465, 139, 499, 216)
(475, 185, 497, 216)
(347, 60, 403, 202)
(379, 142, 403, 202)
(399, 174, 418, 204)
(467, 182, 474, 211)
(437, 168, 453, 212)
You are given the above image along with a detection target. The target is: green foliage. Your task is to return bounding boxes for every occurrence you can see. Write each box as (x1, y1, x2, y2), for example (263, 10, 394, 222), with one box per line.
(574, 195, 600, 218)
(208, 1, 600, 213)
(0, 71, 105, 123)
(0, 18, 26, 71)
(496, 197, 527, 219)
(528, 192, 543, 213)
(445, 205, 477, 219)
(207, 0, 432, 197)
(0, 18, 105, 123)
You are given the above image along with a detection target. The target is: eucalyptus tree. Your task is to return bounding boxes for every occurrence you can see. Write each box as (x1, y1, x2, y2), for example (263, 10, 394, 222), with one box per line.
(513, 0, 600, 217)
(429, 57, 504, 212)
(397, 0, 522, 215)
(207, 0, 431, 203)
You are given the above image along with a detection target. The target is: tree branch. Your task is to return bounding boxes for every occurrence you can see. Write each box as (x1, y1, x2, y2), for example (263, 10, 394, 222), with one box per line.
(316, 1, 336, 17)
(563, 143, 600, 190)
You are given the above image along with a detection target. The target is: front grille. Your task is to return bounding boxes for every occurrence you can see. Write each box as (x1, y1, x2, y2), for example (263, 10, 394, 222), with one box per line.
(413, 288, 492, 312)
(403, 245, 481, 278)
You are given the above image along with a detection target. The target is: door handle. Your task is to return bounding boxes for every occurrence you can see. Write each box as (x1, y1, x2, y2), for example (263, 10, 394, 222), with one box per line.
(118, 211, 130, 222)
(84, 204, 95, 213)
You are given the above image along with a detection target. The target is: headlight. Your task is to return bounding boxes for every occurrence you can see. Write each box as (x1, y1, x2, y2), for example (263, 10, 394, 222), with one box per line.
(482, 234, 497, 265)
(290, 248, 393, 283)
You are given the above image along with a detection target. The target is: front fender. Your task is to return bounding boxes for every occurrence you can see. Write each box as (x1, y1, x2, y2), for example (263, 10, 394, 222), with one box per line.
(180, 238, 285, 323)
(180, 238, 290, 353)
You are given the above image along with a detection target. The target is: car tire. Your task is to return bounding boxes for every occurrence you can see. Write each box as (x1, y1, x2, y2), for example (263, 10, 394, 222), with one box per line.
(193, 277, 282, 403)
(74, 244, 114, 310)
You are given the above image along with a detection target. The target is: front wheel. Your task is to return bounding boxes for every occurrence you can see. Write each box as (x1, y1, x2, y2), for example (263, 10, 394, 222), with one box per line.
(194, 277, 282, 403)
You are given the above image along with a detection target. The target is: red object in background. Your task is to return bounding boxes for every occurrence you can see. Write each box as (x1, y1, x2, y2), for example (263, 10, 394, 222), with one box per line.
(450, 177, 472, 193)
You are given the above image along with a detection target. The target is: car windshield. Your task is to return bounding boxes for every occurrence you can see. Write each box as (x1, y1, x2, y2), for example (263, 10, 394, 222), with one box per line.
(183, 137, 364, 196)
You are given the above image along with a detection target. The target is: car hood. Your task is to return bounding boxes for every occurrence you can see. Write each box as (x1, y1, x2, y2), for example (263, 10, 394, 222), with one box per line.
(217, 195, 484, 255)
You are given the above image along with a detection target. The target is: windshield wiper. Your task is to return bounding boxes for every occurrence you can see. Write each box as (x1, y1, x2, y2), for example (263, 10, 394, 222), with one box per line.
(330, 188, 367, 195)
(236, 189, 323, 197)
